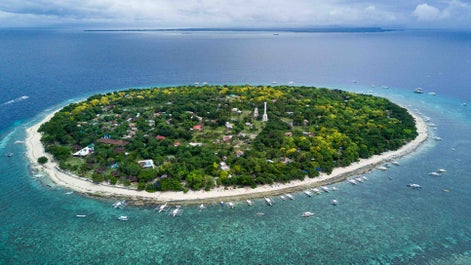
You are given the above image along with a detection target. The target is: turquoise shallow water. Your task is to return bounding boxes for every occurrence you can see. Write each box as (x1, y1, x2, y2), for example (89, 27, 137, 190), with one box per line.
(0, 29, 470, 264)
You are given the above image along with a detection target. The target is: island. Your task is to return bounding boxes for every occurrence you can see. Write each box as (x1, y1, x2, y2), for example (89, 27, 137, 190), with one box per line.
(26, 85, 427, 204)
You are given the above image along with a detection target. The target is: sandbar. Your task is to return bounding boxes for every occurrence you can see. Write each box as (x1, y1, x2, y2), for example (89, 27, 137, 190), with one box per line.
(25, 105, 428, 205)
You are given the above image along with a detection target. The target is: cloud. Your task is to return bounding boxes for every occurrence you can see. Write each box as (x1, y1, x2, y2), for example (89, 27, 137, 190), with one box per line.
(0, 0, 469, 29)
(412, 1, 471, 26)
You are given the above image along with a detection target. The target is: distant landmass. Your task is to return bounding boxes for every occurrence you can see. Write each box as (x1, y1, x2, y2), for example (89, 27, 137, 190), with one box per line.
(85, 27, 395, 33)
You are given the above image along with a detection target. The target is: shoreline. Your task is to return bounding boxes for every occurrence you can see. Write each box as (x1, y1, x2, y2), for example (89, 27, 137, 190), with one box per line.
(25, 106, 428, 205)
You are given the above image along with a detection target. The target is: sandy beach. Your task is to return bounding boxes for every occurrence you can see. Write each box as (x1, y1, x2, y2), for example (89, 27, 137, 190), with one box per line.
(25, 107, 428, 205)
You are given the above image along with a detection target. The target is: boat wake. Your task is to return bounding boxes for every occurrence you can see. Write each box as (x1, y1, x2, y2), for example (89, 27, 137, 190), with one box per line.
(1, 95, 29, 106)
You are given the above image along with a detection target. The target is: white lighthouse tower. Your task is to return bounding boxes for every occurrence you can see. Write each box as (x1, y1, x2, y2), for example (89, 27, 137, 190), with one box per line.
(262, 102, 268, 122)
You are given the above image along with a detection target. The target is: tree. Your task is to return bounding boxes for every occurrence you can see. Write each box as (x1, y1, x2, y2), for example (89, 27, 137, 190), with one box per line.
(37, 156, 48, 165)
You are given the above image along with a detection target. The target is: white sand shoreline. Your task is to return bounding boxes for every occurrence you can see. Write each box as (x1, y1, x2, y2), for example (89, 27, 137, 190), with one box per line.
(25, 106, 428, 205)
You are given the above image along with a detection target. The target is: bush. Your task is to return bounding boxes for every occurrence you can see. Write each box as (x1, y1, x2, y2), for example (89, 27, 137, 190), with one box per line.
(38, 156, 48, 165)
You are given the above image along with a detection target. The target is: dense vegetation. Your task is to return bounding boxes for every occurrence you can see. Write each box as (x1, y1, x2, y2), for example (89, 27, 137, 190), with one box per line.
(39, 85, 417, 192)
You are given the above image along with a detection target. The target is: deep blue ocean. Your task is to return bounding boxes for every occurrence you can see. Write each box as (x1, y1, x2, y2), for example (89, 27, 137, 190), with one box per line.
(0, 29, 470, 264)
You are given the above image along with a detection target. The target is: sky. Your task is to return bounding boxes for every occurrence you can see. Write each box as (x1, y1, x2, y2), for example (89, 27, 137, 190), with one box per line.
(1, 0, 471, 29)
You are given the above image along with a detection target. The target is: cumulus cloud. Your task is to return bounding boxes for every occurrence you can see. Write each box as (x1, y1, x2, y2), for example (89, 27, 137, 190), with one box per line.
(413, 3, 441, 21)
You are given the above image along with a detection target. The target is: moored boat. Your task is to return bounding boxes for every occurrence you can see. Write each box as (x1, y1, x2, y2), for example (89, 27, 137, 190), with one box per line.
(320, 186, 330, 193)
(171, 206, 182, 217)
(264, 197, 273, 206)
(76, 214, 87, 218)
(301, 211, 314, 217)
(118, 215, 128, 221)
(158, 203, 168, 212)
(331, 199, 338, 206)
(303, 190, 312, 197)
(347, 179, 357, 185)
(285, 194, 294, 200)
(246, 199, 253, 206)
(112, 200, 127, 209)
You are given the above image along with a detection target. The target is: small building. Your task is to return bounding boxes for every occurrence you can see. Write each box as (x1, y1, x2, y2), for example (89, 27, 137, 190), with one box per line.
(220, 162, 230, 171)
(173, 141, 181, 147)
(156, 135, 166, 140)
(73, 146, 94, 157)
(193, 125, 203, 131)
(189, 142, 203, 147)
(138, 159, 155, 169)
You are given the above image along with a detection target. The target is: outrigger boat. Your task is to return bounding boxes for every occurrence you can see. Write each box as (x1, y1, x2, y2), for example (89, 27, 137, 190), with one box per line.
(301, 211, 314, 217)
(118, 215, 128, 221)
(112, 200, 127, 209)
(157, 203, 168, 212)
(264, 197, 273, 206)
(285, 194, 294, 200)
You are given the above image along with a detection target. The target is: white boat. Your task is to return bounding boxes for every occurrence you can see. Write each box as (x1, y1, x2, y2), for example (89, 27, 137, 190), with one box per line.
(433, 136, 442, 141)
(198, 204, 205, 212)
(112, 200, 127, 209)
(347, 179, 357, 185)
(355, 177, 364, 183)
(286, 194, 294, 200)
(320, 186, 330, 193)
(311, 188, 321, 194)
(361, 176, 368, 181)
(437, 168, 447, 173)
(301, 211, 314, 217)
(378, 166, 388, 171)
(158, 203, 168, 212)
(256, 212, 265, 216)
(414, 88, 424, 94)
(279, 195, 287, 201)
(246, 199, 253, 206)
(407, 183, 422, 190)
(264, 197, 273, 206)
(14, 140, 24, 144)
(303, 190, 313, 197)
(392, 161, 400, 166)
(331, 187, 337, 191)
(65, 191, 74, 195)
(227, 202, 235, 209)
(118, 215, 128, 221)
(331, 199, 338, 206)
(171, 206, 182, 217)
(76, 214, 87, 218)
(429, 172, 440, 176)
